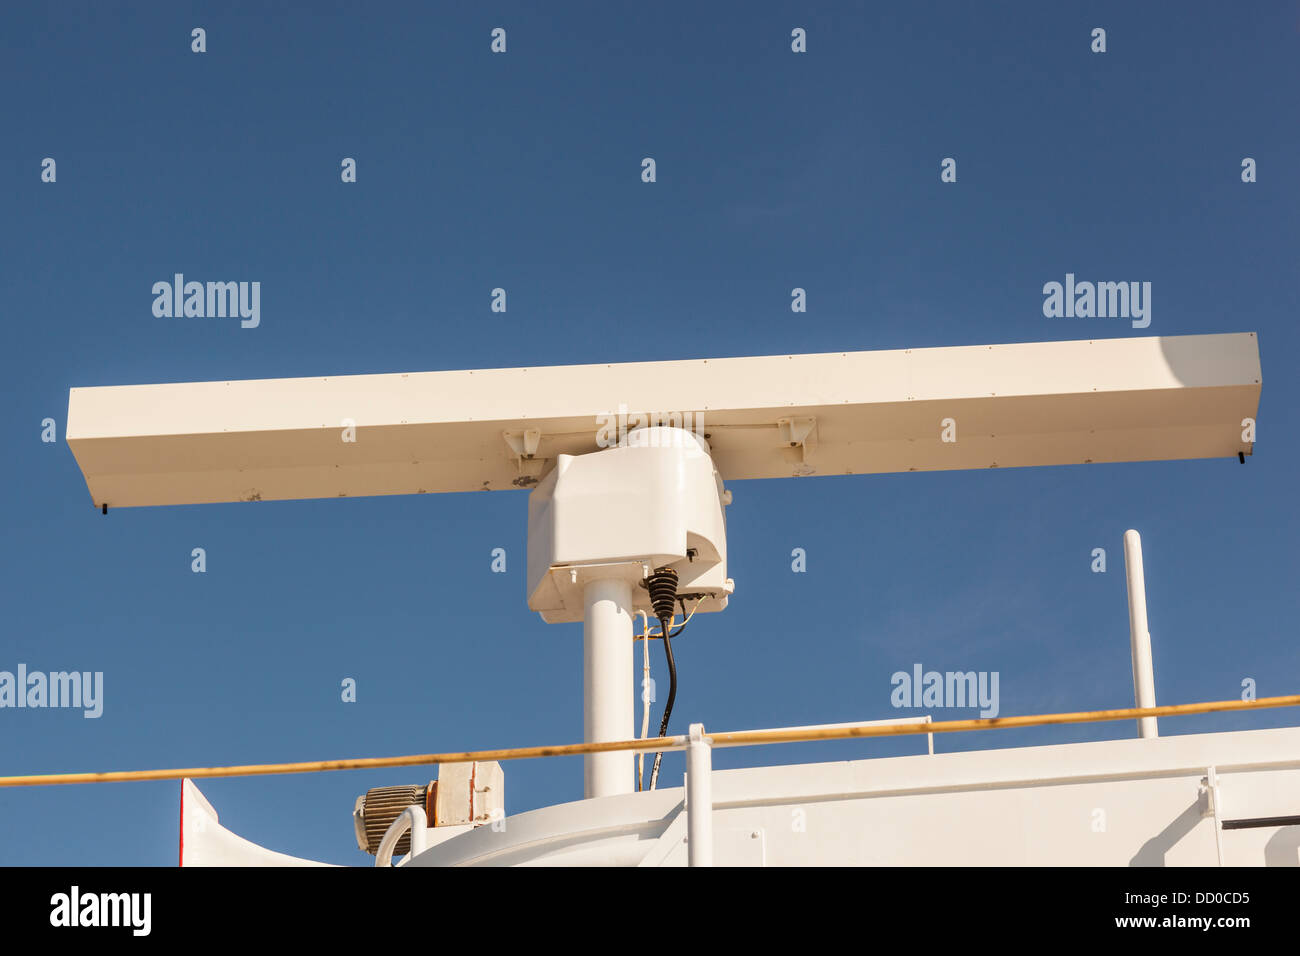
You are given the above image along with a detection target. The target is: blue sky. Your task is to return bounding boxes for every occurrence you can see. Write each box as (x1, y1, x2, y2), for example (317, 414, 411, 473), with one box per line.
(1, 2, 1296, 865)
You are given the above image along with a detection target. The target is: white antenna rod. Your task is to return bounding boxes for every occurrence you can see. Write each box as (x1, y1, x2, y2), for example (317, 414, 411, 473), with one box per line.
(1123, 530, 1159, 739)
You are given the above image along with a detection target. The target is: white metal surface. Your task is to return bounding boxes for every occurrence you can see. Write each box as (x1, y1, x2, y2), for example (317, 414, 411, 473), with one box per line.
(66, 333, 1261, 509)
(1124, 530, 1159, 739)
(685, 723, 713, 867)
(583, 578, 634, 798)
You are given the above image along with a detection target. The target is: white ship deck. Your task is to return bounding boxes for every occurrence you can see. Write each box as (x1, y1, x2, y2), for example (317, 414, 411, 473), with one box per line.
(178, 722, 1300, 867)
(405, 724, 1300, 867)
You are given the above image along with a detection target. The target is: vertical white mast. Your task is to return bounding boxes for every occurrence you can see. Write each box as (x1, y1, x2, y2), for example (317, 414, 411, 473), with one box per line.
(583, 579, 634, 796)
(1124, 530, 1159, 739)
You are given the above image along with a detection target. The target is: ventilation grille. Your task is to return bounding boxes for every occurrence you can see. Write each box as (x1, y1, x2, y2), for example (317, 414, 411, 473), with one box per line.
(356, 784, 431, 856)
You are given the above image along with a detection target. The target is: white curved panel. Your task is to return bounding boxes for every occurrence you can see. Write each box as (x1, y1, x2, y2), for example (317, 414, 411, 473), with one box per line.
(179, 779, 333, 867)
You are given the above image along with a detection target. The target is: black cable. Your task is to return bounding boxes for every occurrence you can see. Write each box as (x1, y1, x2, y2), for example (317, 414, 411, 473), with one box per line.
(648, 613, 676, 790)
(648, 598, 699, 789)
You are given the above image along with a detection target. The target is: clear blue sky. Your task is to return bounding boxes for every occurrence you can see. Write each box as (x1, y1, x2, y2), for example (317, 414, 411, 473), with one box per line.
(1, 2, 1296, 865)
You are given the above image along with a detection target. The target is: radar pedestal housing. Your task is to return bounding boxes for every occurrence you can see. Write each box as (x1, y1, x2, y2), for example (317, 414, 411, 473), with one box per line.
(526, 426, 734, 624)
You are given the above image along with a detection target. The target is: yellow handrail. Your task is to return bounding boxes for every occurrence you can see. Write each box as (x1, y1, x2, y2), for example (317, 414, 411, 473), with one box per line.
(1, 693, 1296, 788)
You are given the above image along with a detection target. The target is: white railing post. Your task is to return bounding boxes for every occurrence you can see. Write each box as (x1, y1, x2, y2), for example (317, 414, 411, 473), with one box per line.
(1124, 530, 1159, 739)
(686, 723, 713, 867)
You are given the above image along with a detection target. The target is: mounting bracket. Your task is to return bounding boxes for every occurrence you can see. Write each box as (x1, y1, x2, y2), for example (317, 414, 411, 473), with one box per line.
(777, 417, 818, 474)
(503, 429, 547, 485)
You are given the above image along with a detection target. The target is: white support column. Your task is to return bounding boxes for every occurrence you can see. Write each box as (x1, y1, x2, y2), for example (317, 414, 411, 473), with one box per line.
(1123, 530, 1159, 739)
(686, 723, 713, 867)
(583, 578, 634, 798)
